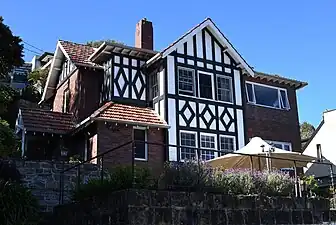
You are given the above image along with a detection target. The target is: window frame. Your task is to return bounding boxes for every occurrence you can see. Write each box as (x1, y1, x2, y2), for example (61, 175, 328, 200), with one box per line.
(266, 140, 292, 152)
(197, 71, 214, 100)
(219, 135, 236, 156)
(151, 72, 159, 100)
(179, 130, 197, 161)
(178, 67, 196, 97)
(133, 126, 148, 161)
(200, 132, 217, 160)
(245, 81, 290, 110)
(62, 88, 70, 113)
(216, 74, 233, 103)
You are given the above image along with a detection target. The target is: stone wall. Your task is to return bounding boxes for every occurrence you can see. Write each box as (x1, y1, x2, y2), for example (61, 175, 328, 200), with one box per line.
(11, 160, 100, 212)
(51, 189, 336, 225)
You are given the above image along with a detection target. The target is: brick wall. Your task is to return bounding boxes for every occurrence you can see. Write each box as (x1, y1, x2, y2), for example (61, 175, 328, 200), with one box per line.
(53, 68, 103, 123)
(244, 76, 301, 152)
(96, 122, 165, 174)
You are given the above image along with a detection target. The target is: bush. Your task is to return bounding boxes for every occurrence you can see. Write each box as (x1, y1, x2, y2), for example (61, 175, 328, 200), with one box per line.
(0, 119, 18, 157)
(0, 180, 40, 225)
(72, 166, 156, 202)
(0, 160, 21, 182)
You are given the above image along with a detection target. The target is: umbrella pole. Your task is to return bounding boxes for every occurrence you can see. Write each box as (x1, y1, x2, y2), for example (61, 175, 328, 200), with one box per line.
(258, 155, 261, 171)
(294, 160, 298, 197)
(250, 155, 253, 171)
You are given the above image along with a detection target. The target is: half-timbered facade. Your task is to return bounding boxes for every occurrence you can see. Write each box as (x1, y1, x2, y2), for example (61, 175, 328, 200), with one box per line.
(16, 17, 307, 171)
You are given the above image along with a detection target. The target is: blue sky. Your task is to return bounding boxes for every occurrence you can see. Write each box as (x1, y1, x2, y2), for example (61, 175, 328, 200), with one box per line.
(1, 0, 335, 127)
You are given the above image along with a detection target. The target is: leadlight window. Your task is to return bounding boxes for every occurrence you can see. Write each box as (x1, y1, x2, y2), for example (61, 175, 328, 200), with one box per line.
(200, 134, 216, 160)
(180, 131, 196, 160)
(219, 136, 235, 156)
(178, 67, 195, 96)
(217, 75, 233, 102)
(134, 128, 147, 160)
(246, 82, 290, 110)
(199, 72, 213, 99)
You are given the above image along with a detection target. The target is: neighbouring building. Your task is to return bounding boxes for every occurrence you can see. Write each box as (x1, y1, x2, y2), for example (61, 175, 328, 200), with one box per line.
(0, 62, 32, 89)
(15, 18, 307, 171)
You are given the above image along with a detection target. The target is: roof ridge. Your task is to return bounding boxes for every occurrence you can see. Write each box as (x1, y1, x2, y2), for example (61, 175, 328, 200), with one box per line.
(20, 107, 73, 116)
(90, 101, 114, 118)
(59, 39, 92, 47)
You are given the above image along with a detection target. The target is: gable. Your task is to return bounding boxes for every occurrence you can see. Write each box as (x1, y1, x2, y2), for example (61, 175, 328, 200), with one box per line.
(147, 18, 254, 76)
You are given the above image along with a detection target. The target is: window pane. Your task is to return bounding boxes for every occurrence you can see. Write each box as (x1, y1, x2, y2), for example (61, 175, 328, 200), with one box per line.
(217, 76, 232, 102)
(284, 144, 290, 151)
(178, 68, 194, 96)
(254, 85, 280, 108)
(280, 90, 289, 109)
(134, 129, 146, 159)
(273, 143, 283, 149)
(199, 73, 213, 99)
(151, 73, 159, 98)
(220, 136, 234, 156)
(181, 132, 196, 160)
(200, 135, 215, 160)
(246, 83, 254, 102)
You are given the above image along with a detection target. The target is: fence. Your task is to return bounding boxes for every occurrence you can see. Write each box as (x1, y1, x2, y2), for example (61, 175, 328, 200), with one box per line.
(59, 140, 336, 204)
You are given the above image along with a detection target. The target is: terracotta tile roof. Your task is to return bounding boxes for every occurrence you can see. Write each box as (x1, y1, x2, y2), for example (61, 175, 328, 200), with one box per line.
(91, 102, 169, 128)
(59, 40, 97, 67)
(20, 108, 75, 134)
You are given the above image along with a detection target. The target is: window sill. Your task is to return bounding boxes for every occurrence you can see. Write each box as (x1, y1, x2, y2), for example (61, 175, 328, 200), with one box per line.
(247, 102, 290, 111)
(135, 158, 148, 162)
(178, 93, 234, 105)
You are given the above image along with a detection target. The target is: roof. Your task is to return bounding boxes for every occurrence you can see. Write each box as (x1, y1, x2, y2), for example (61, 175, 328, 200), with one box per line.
(89, 42, 158, 63)
(19, 108, 74, 134)
(59, 40, 98, 67)
(302, 120, 324, 151)
(254, 71, 308, 90)
(146, 18, 254, 76)
(90, 102, 169, 128)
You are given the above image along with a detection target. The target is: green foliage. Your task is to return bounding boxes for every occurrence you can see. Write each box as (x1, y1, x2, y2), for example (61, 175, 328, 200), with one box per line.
(0, 180, 40, 225)
(0, 120, 18, 157)
(0, 160, 21, 182)
(72, 166, 156, 202)
(0, 84, 18, 115)
(27, 68, 49, 94)
(86, 39, 124, 48)
(0, 16, 24, 79)
(300, 122, 315, 140)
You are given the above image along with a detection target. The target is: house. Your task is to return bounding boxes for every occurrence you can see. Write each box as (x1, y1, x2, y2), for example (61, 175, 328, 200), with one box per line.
(0, 62, 32, 89)
(15, 18, 307, 171)
(303, 110, 336, 186)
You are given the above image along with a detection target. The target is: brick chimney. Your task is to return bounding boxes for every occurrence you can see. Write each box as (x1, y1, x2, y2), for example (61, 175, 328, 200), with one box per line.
(135, 18, 153, 50)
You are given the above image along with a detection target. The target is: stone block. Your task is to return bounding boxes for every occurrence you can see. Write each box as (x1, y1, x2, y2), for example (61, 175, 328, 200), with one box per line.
(246, 210, 260, 225)
(150, 190, 170, 207)
(154, 208, 172, 224)
(236, 195, 256, 209)
(276, 197, 295, 210)
(128, 206, 154, 225)
(291, 210, 303, 224)
(302, 210, 313, 224)
(259, 210, 276, 224)
(275, 210, 291, 224)
(170, 191, 190, 207)
(128, 190, 150, 207)
(210, 209, 226, 225)
(172, 207, 188, 225)
(196, 209, 211, 225)
(227, 209, 245, 225)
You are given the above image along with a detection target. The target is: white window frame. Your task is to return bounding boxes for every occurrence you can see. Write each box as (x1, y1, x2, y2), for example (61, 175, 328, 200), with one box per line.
(197, 71, 215, 100)
(133, 126, 148, 161)
(266, 140, 292, 151)
(219, 135, 236, 156)
(200, 132, 217, 160)
(63, 88, 70, 113)
(178, 67, 196, 96)
(179, 130, 197, 161)
(245, 81, 290, 110)
(216, 74, 233, 104)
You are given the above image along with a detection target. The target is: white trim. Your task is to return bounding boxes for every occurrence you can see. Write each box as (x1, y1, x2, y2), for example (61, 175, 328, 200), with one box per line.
(197, 70, 215, 100)
(200, 132, 217, 158)
(216, 74, 234, 104)
(179, 130, 198, 161)
(177, 66, 196, 96)
(266, 140, 292, 151)
(245, 81, 290, 110)
(219, 135, 236, 155)
(133, 126, 148, 161)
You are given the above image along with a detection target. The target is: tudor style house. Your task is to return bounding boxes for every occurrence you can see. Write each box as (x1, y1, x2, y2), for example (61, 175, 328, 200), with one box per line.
(15, 18, 307, 171)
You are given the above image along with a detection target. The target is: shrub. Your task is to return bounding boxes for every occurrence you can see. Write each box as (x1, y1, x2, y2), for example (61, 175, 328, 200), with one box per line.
(0, 180, 40, 225)
(0, 159, 21, 183)
(72, 166, 156, 202)
(264, 170, 295, 196)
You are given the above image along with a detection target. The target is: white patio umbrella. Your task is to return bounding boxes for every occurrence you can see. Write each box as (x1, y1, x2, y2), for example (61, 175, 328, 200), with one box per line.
(207, 137, 316, 170)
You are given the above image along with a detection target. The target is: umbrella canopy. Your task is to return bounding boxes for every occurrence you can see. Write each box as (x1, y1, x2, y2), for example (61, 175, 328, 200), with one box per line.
(207, 137, 316, 170)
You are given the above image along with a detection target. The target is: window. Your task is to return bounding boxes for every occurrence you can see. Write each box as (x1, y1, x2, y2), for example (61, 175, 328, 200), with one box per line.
(134, 128, 147, 160)
(200, 134, 216, 160)
(180, 131, 196, 160)
(151, 73, 159, 99)
(316, 144, 322, 161)
(198, 72, 213, 99)
(63, 89, 70, 113)
(246, 82, 290, 110)
(217, 75, 233, 102)
(266, 140, 292, 151)
(178, 67, 195, 96)
(220, 136, 235, 156)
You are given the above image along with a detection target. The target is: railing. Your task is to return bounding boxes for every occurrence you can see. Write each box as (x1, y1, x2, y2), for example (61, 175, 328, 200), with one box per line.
(59, 140, 336, 204)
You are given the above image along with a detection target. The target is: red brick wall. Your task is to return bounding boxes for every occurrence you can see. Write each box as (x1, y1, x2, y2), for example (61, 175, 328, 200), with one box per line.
(52, 68, 103, 123)
(244, 76, 301, 152)
(96, 122, 165, 175)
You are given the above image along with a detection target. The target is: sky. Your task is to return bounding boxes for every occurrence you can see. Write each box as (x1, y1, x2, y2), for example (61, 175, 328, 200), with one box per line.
(1, 0, 335, 127)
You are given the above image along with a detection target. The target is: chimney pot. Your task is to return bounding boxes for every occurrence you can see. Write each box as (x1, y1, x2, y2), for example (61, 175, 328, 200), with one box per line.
(135, 18, 153, 50)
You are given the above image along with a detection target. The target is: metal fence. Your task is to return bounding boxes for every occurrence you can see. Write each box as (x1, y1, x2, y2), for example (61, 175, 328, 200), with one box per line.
(59, 140, 336, 204)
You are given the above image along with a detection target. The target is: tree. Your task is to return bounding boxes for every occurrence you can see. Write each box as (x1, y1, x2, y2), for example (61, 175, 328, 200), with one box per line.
(27, 68, 49, 95)
(0, 16, 24, 79)
(300, 122, 315, 140)
(0, 120, 18, 157)
(0, 84, 18, 115)
(86, 39, 124, 48)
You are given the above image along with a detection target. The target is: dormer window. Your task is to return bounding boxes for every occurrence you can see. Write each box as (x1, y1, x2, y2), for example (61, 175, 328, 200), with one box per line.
(246, 82, 290, 110)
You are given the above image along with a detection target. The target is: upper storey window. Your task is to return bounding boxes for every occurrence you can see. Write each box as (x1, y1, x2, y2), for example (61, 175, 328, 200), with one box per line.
(178, 67, 195, 96)
(198, 72, 213, 99)
(246, 82, 290, 110)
